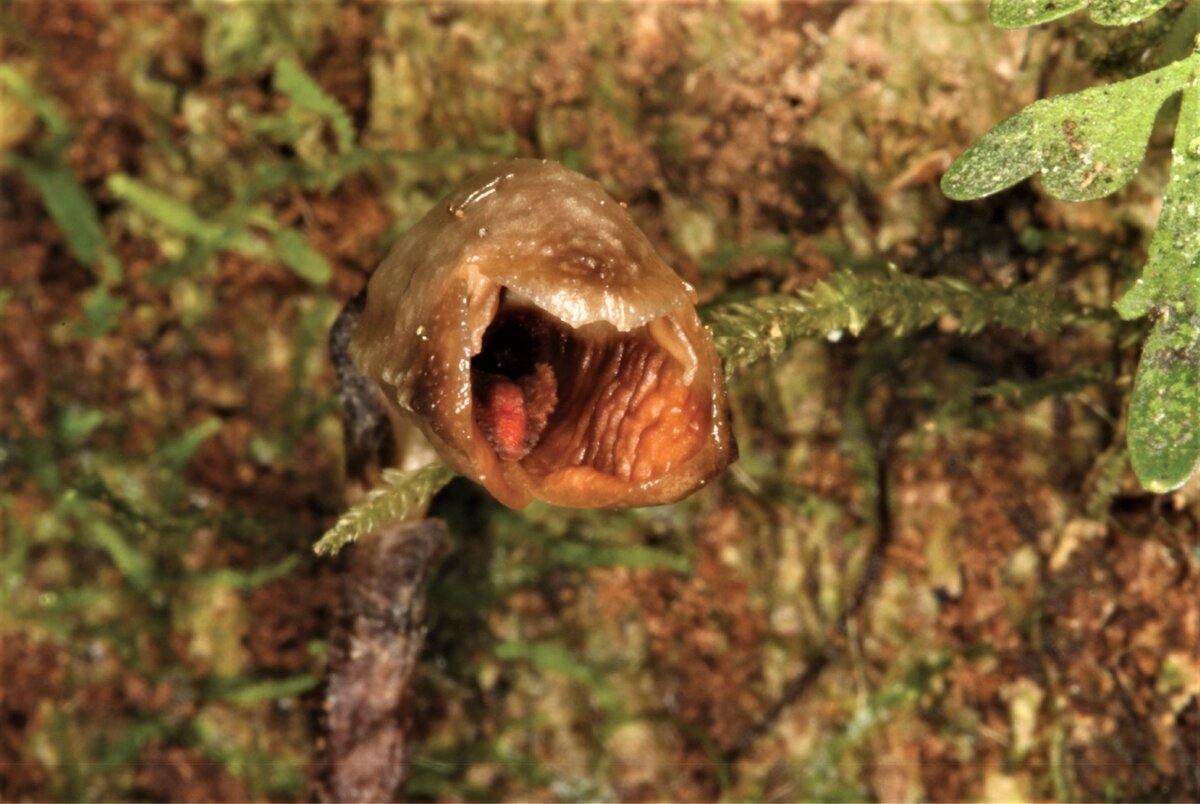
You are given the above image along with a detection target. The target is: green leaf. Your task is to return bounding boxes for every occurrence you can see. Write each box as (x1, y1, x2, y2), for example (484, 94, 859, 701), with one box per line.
(89, 520, 154, 592)
(273, 228, 332, 284)
(58, 406, 106, 448)
(1118, 82, 1200, 491)
(76, 285, 124, 338)
(944, 22, 1199, 492)
(989, 0, 1173, 28)
(159, 417, 222, 472)
(1, 70, 120, 284)
(6, 156, 121, 283)
(191, 555, 301, 590)
(1115, 87, 1200, 320)
(1125, 313, 1200, 491)
(272, 57, 356, 154)
(210, 673, 319, 706)
(108, 174, 257, 252)
(0, 65, 72, 153)
(942, 55, 1196, 202)
(314, 462, 455, 556)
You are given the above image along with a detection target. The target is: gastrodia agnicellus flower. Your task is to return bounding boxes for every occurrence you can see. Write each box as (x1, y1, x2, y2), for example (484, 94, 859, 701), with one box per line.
(350, 159, 735, 508)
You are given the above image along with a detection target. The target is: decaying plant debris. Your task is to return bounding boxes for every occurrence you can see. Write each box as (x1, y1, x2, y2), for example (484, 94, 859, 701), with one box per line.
(2, 3, 1198, 802)
(316, 518, 449, 802)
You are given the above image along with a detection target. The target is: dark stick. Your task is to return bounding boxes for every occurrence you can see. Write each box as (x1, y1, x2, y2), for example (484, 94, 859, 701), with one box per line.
(330, 289, 396, 482)
(317, 519, 449, 802)
(315, 292, 449, 801)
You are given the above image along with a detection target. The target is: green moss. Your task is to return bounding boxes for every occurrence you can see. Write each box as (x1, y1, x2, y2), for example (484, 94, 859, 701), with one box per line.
(706, 264, 1085, 372)
(313, 463, 456, 555)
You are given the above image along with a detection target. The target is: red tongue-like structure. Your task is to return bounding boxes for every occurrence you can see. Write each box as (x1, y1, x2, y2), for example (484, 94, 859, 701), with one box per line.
(478, 380, 528, 462)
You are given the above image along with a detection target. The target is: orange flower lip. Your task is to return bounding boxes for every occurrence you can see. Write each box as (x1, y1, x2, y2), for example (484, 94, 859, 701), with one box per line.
(350, 159, 736, 508)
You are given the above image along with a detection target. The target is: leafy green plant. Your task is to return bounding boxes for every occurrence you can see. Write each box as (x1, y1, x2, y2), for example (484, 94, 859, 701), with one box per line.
(942, 5, 1200, 492)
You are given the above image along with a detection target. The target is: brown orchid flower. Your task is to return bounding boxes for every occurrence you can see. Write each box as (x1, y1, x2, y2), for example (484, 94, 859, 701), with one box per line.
(350, 159, 735, 508)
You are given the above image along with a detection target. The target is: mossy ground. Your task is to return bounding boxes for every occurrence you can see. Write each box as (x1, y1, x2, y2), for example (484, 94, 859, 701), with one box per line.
(2, 3, 1198, 801)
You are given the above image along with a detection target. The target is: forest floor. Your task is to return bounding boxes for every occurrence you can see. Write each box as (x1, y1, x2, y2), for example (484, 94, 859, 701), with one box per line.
(2, 2, 1198, 801)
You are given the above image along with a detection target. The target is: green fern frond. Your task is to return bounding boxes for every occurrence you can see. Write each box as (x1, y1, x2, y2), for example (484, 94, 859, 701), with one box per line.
(272, 57, 356, 154)
(0, 64, 73, 153)
(8, 156, 121, 285)
(272, 228, 332, 285)
(314, 462, 455, 556)
(706, 265, 1081, 371)
(108, 174, 259, 252)
(1, 68, 120, 285)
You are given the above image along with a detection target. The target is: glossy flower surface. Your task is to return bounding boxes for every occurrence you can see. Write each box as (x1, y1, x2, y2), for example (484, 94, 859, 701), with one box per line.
(351, 159, 735, 508)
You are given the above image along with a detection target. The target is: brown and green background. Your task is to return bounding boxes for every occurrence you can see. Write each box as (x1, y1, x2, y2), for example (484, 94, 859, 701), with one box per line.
(2, 2, 1198, 801)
